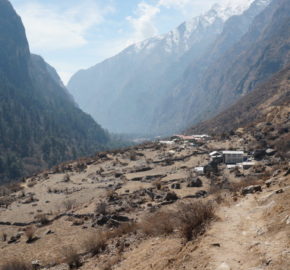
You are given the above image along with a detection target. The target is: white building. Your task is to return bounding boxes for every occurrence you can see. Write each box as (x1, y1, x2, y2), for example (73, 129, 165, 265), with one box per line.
(222, 151, 244, 164)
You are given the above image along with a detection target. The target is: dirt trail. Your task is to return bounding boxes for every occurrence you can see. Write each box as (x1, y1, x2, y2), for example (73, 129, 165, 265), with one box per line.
(115, 184, 290, 270)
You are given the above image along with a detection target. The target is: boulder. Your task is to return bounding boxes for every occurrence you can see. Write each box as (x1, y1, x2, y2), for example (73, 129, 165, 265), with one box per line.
(164, 192, 178, 202)
(266, 148, 276, 156)
(253, 150, 266, 160)
(216, 262, 231, 270)
(187, 178, 203, 188)
(242, 185, 262, 195)
(171, 183, 181, 189)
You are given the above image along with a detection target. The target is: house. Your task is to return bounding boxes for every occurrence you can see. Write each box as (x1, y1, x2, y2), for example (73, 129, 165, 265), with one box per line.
(194, 167, 204, 175)
(209, 151, 223, 164)
(222, 151, 244, 164)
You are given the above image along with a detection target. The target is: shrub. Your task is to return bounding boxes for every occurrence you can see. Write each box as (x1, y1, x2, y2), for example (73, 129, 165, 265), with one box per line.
(109, 222, 137, 238)
(177, 201, 215, 242)
(95, 202, 108, 215)
(35, 214, 50, 226)
(82, 232, 107, 256)
(25, 226, 36, 243)
(152, 180, 162, 190)
(63, 174, 70, 182)
(62, 199, 76, 211)
(1, 260, 31, 270)
(140, 211, 175, 236)
(229, 177, 262, 193)
(62, 247, 81, 269)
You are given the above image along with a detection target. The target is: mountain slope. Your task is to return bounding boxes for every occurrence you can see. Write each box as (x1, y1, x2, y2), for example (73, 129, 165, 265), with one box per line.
(0, 0, 109, 183)
(155, 0, 289, 133)
(68, 1, 255, 134)
(187, 63, 290, 135)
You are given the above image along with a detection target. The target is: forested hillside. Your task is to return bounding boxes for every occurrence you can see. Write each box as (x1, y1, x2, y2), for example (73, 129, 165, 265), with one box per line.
(0, 0, 109, 183)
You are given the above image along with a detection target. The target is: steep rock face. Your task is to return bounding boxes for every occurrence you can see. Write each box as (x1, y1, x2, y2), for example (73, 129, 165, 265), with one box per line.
(0, 0, 109, 183)
(155, 0, 289, 133)
(68, 2, 254, 134)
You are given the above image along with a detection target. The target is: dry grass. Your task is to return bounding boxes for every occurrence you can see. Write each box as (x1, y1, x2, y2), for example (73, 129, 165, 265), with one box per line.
(229, 177, 263, 193)
(24, 226, 36, 243)
(61, 246, 82, 269)
(82, 231, 107, 256)
(139, 201, 215, 242)
(99, 255, 122, 270)
(1, 260, 31, 270)
(108, 222, 137, 238)
(177, 201, 215, 242)
(35, 214, 50, 226)
(139, 211, 176, 236)
(62, 199, 76, 211)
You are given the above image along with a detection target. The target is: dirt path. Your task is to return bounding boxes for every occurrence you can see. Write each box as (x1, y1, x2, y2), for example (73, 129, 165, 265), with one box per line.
(114, 185, 289, 270)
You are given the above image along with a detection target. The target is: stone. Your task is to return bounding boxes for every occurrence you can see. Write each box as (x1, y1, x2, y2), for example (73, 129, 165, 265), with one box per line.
(216, 262, 231, 270)
(171, 183, 181, 189)
(242, 185, 262, 195)
(266, 148, 276, 156)
(164, 192, 178, 201)
(32, 260, 41, 270)
(96, 215, 110, 226)
(187, 178, 203, 188)
(272, 169, 281, 177)
(111, 215, 130, 222)
(265, 179, 274, 188)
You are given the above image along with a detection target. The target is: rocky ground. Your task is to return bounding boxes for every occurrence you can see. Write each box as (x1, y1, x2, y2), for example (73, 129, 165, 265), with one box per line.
(0, 111, 289, 270)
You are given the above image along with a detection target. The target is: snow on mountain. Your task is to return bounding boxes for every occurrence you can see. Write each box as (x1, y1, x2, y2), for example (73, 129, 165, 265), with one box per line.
(132, 0, 255, 55)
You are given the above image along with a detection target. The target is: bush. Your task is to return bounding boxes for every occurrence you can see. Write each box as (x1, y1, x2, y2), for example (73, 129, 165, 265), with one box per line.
(62, 199, 76, 211)
(1, 260, 31, 270)
(82, 232, 107, 256)
(95, 202, 108, 215)
(35, 214, 50, 226)
(140, 211, 175, 236)
(62, 247, 82, 269)
(25, 226, 36, 243)
(177, 201, 215, 242)
(109, 222, 137, 238)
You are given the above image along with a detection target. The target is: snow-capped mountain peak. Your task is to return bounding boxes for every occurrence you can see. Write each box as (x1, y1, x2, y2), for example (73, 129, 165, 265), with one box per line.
(132, 0, 256, 54)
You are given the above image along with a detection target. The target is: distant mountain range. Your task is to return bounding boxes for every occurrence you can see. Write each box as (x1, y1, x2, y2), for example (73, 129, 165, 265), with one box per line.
(156, 0, 289, 134)
(68, 0, 280, 136)
(0, 0, 110, 183)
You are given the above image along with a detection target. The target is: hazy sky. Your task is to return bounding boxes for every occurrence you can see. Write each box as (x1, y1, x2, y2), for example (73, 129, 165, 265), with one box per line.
(10, 0, 242, 83)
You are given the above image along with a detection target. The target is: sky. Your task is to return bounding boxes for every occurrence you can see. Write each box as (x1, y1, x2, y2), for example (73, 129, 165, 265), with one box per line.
(10, 0, 238, 84)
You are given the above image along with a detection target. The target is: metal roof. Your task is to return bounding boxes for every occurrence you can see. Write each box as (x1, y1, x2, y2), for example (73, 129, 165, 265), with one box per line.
(222, 151, 244, 155)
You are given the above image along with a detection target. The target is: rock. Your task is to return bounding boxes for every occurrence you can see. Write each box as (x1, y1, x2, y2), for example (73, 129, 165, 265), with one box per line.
(253, 150, 266, 160)
(171, 183, 181, 189)
(111, 215, 130, 222)
(131, 177, 143, 182)
(183, 190, 207, 199)
(32, 260, 41, 270)
(45, 230, 53, 235)
(275, 189, 284, 194)
(242, 185, 262, 195)
(194, 190, 208, 198)
(216, 262, 231, 270)
(284, 168, 290, 176)
(8, 234, 20, 244)
(272, 169, 281, 177)
(164, 192, 178, 201)
(187, 178, 203, 188)
(265, 179, 274, 188)
(96, 215, 110, 226)
(266, 148, 276, 156)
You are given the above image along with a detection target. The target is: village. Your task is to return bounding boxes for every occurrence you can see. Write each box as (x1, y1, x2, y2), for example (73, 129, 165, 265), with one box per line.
(0, 124, 289, 270)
